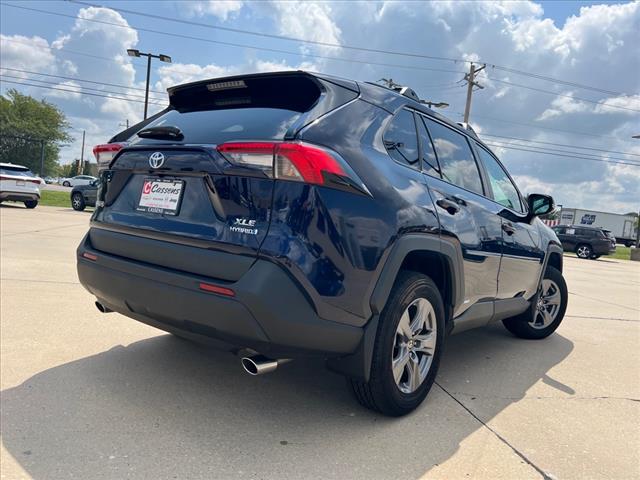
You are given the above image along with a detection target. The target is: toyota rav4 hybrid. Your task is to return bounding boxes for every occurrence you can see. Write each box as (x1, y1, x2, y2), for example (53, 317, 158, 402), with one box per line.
(77, 72, 568, 416)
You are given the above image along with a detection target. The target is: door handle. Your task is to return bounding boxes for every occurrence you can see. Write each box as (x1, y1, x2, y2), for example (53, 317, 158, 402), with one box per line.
(436, 198, 460, 215)
(502, 222, 516, 236)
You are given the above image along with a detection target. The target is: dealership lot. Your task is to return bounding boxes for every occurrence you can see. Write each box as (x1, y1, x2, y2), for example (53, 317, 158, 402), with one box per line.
(1, 206, 638, 480)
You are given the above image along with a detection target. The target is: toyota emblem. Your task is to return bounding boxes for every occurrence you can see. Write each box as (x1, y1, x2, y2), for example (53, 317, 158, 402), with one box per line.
(149, 152, 165, 169)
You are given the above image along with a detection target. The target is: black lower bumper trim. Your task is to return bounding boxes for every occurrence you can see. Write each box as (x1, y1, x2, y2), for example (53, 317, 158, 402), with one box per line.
(77, 233, 363, 357)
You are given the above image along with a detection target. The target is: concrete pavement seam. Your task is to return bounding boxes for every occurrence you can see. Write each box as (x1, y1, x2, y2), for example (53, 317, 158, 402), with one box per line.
(568, 292, 640, 312)
(566, 315, 639, 323)
(0, 223, 88, 237)
(435, 381, 554, 480)
(0, 277, 80, 285)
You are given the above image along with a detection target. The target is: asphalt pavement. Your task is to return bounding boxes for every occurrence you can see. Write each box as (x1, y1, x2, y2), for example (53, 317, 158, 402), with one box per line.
(1, 205, 638, 480)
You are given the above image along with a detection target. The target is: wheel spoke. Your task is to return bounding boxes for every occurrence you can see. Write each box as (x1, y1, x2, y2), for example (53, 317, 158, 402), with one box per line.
(410, 299, 431, 335)
(542, 308, 554, 326)
(392, 348, 410, 384)
(413, 331, 435, 354)
(544, 290, 561, 305)
(407, 355, 421, 392)
(398, 311, 412, 338)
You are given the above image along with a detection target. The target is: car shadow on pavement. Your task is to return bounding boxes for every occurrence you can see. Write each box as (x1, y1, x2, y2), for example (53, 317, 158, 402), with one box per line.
(1, 323, 573, 479)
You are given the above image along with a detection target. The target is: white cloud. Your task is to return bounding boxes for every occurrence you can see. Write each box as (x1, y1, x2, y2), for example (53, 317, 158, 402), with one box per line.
(182, 1, 243, 20)
(0, 35, 57, 73)
(270, 1, 342, 47)
(2, 1, 638, 212)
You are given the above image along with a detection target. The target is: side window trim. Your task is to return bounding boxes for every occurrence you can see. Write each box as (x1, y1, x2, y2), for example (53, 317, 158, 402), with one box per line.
(473, 141, 528, 214)
(414, 111, 443, 178)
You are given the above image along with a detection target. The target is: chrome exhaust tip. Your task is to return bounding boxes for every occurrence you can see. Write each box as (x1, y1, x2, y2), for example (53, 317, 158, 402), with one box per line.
(241, 355, 290, 375)
(95, 301, 112, 313)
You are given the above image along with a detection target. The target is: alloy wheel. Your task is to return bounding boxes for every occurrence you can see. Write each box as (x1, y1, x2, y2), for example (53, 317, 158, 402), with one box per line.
(530, 279, 561, 329)
(391, 297, 437, 394)
(72, 194, 82, 209)
(576, 246, 590, 258)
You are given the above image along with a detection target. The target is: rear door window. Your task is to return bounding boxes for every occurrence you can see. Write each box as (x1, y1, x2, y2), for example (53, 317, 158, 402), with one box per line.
(383, 110, 420, 169)
(423, 118, 484, 195)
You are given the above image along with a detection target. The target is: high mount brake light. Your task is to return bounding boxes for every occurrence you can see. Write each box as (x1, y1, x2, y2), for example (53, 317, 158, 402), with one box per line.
(93, 143, 127, 167)
(216, 142, 351, 186)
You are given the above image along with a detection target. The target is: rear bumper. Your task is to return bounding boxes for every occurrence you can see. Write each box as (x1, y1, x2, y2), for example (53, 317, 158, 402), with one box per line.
(76, 233, 363, 357)
(0, 191, 39, 202)
(594, 243, 616, 255)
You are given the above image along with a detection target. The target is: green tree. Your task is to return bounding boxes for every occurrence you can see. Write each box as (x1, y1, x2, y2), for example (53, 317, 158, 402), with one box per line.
(0, 89, 72, 176)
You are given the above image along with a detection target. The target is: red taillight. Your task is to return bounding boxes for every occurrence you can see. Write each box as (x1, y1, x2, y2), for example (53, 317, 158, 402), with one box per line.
(26, 178, 42, 185)
(82, 252, 98, 261)
(93, 143, 126, 166)
(216, 142, 349, 186)
(199, 282, 235, 297)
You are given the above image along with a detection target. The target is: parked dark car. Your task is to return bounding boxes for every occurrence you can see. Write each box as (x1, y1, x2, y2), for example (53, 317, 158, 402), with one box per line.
(77, 71, 568, 416)
(551, 224, 616, 259)
(70, 179, 99, 211)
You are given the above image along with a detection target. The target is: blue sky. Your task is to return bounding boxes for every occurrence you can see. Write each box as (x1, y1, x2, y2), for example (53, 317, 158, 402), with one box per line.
(1, 1, 638, 212)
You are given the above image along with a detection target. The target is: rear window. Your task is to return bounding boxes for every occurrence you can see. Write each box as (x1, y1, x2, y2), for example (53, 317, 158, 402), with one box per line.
(0, 166, 35, 177)
(130, 74, 322, 146)
(130, 108, 302, 146)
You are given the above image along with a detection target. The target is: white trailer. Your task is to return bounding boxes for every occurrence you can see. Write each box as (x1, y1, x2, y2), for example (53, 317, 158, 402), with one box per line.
(559, 208, 637, 247)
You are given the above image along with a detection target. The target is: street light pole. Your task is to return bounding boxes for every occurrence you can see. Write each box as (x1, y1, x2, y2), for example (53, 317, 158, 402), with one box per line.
(126, 49, 172, 120)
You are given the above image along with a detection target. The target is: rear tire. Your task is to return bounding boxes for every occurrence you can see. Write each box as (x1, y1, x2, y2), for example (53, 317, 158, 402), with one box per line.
(575, 244, 592, 259)
(24, 200, 38, 209)
(502, 266, 567, 340)
(63, 181, 71, 187)
(349, 271, 445, 416)
(71, 192, 86, 211)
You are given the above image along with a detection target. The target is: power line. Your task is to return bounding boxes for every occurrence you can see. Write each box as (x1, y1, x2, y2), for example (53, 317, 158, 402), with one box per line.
(0, 67, 166, 96)
(484, 142, 640, 167)
(485, 77, 640, 113)
(1, 37, 231, 81)
(481, 137, 640, 164)
(479, 133, 640, 158)
(488, 65, 626, 97)
(0, 78, 167, 105)
(0, 74, 165, 103)
(1, 3, 465, 76)
(66, 0, 631, 97)
(8, 1, 633, 109)
(465, 113, 628, 142)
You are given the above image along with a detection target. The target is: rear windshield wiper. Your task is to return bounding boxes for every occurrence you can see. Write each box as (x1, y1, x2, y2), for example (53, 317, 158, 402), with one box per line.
(137, 125, 184, 141)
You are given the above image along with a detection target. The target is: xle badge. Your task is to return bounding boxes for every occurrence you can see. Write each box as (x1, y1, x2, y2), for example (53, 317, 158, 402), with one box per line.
(230, 218, 258, 235)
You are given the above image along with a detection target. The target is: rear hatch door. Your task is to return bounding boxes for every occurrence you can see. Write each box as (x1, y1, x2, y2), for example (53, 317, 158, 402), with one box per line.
(91, 72, 359, 281)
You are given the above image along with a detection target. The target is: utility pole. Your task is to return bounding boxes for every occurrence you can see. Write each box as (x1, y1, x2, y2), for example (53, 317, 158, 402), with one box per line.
(462, 63, 486, 124)
(40, 141, 45, 177)
(79, 130, 85, 175)
(119, 119, 130, 129)
(127, 49, 172, 120)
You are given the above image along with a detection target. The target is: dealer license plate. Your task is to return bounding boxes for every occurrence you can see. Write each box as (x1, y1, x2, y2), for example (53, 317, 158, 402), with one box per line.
(137, 178, 184, 216)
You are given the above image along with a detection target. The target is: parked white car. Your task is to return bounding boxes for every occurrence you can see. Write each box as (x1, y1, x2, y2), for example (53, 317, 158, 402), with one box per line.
(61, 175, 97, 187)
(0, 162, 43, 208)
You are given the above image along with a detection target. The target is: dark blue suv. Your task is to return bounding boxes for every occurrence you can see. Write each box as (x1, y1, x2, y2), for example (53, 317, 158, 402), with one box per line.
(78, 72, 568, 416)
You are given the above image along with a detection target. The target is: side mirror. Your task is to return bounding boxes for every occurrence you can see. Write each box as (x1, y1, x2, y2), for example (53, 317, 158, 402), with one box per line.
(527, 193, 556, 217)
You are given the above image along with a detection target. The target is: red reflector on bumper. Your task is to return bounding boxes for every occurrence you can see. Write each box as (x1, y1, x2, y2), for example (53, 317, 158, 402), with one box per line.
(199, 282, 235, 297)
(82, 252, 98, 261)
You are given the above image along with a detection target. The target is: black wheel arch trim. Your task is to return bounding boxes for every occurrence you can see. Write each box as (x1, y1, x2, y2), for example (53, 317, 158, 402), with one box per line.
(328, 233, 464, 381)
(369, 233, 464, 316)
